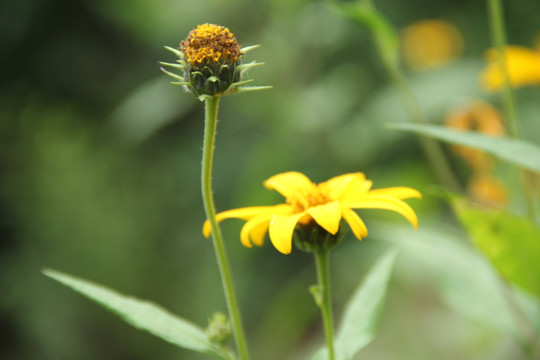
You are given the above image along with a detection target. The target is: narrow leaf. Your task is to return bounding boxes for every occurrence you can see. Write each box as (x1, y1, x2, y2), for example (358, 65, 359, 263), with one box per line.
(42, 268, 226, 359)
(312, 249, 398, 360)
(388, 122, 540, 173)
(453, 200, 540, 298)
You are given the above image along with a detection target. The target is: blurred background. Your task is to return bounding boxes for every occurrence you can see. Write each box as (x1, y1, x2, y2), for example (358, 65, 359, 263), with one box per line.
(2, 0, 540, 359)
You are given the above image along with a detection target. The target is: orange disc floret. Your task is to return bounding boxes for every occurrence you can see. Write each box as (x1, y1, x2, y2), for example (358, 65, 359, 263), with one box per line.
(181, 24, 242, 65)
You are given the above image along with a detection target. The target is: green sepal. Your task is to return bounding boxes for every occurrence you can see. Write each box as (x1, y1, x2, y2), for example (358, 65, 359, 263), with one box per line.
(160, 67, 186, 82)
(164, 45, 185, 59)
(234, 86, 273, 93)
(240, 44, 261, 53)
(159, 61, 186, 70)
(236, 62, 264, 73)
(170, 81, 190, 86)
(229, 79, 254, 88)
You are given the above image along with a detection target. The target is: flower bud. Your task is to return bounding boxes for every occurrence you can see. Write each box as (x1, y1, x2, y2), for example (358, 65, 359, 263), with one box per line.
(181, 24, 242, 97)
(161, 24, 270, 101)
(206, 312, 232, 346)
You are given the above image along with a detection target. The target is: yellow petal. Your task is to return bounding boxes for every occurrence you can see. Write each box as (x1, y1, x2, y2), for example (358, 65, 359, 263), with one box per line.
(202, 204, 292, 237)
(342, 208, 368, 240)
(319, 173, 365, 200)
(268, 213, 304, 254)
(240, 215, 272, 248)
(482, 46, 540, 90)
(263, 171, 314, 199)
(345, 195, 418, 229)
(305, 201, 342, 235)
(339, 178, 373, 202)
(368, 187, 422, 200)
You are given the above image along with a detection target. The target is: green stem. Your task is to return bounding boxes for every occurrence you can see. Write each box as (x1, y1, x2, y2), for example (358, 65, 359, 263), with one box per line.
(314, 249, 336, 360)
(202, 96, 250, 360)
(384, 61, 461, 193)
(487, 0, 537, 219)
(359, 0, 461, 192)
(497, 277, 540, 359)
(487, 0, 519, 138)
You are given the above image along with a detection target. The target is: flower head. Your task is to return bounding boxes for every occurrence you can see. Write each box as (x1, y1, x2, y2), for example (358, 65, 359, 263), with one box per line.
(467, 173, 507, 207)
(203, 172, 421, 254)
(481, 45, 540, 90)
(401, 19, 463, 70)
(181, 24, 243, 67)
(445, 100, 505, 172)
(160, 24, 270, 101)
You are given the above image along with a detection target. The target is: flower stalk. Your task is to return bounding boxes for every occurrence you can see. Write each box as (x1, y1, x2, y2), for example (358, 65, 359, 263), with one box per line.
(347, 0, 461, 193)
(313, 249, 336, 360)
(487, 0, 519, 138)
(377, 35, 461, 194)
(202, 96, 250, 360)
(486, 0, 537, 219)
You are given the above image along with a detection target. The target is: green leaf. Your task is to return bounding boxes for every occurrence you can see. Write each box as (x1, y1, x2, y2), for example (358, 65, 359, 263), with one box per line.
(388, 122, 540, 173)
(312, 249, 398, 360)
(372, 221, 523, 335)
(453, 200, 540, 298)
(42, 268, 228, 359)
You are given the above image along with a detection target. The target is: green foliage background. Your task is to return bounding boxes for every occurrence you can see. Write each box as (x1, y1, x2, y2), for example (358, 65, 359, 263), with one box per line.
(1, 0, 539, 359)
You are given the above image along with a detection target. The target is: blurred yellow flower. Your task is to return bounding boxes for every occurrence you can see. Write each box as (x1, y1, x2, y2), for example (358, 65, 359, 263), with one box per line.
(467, 173, 508, 207)
(203, 172, 421, 254)
(445, 100, 505, 172)
(481, 46, 540, 90)
(401, 19, 464, 69)
(534, 31, 540, 51)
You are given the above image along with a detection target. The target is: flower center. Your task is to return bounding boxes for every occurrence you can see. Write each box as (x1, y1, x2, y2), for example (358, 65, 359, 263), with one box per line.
(180, 24, 242, 66)
(287, 186, 330, 214)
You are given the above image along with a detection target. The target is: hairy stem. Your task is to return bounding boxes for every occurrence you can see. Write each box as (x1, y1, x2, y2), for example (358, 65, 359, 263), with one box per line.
(314, 249, 336, 360)
(202, 96, 250, 360)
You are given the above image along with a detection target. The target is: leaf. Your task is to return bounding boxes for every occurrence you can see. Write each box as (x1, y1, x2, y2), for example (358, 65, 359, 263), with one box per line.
(388, 122, 540, 173)
(312, 249, 398, 360)
(42, 268, 227, 359)
(371, 221, 523, 335)
(453, 200, 540, 298)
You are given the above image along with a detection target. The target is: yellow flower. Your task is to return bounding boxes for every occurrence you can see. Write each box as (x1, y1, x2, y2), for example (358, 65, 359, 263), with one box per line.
(467, 173, 507, 207)
(401, 19, 463, 69)
(444, 100, 505, 172)
(203, 172, 421, 254)
(481, 45, 540, 90)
